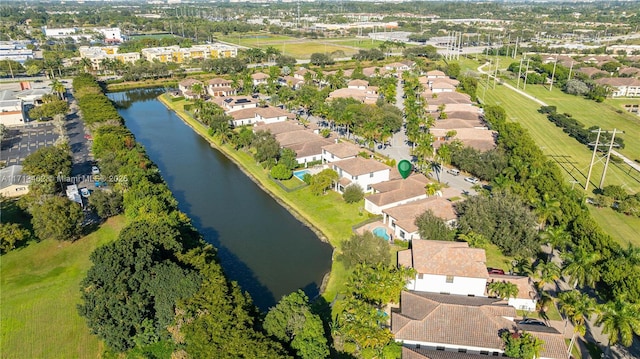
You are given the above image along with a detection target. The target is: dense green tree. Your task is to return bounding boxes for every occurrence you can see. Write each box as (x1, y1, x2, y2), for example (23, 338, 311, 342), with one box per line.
(89, 190, 123, 218)
(557, 290, 597, 355)
(22, 144, 72, 177)
(31, 196, 83, 241)
(28, 99, 69, 120)
(309, 169, 338, 196)
(457, 191, 538, 256)
(501, 331, 544, 359)
(309, 53, 334, 67)
(278, 148, 298, 170)
(534, 261, 561, 290)
(0, 222, 32, 253)
(415, 210, 455, 241)
(342, 183, 364, 204)
(252, 130, 280, 164)
(337, 232, 391, 269)
(263, 290, 329, 359)
(270, 163, 292, 180)
(78, 221, 202, 352)
(561, 246, 601, 288)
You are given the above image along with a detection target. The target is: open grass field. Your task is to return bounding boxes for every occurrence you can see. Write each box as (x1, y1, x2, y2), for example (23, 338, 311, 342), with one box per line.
(324, 37, 386, 50)
(502, 82, 640, 164)
(1, 216, 126, 359)
(128, 33, 178, 40)
(160, 95, 370, 302)
(587, 206, 640, 248)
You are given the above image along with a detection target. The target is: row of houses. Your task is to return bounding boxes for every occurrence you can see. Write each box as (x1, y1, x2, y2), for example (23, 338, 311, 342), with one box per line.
(391, 240, 567, 358)
(78, 43, 239, 71)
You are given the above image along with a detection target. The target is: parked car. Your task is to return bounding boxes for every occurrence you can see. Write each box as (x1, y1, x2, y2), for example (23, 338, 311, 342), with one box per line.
(80, 188, 90, 198)
(91, 166, 100, 175)
(447, 169, 460, 176)
(464, 177, 479, 184)
(518, 319, 547, 327)
(487, 268, 505, 275)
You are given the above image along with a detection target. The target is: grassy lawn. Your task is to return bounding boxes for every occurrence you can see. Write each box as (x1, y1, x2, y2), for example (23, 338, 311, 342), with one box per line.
(587, 206, 640, 248)
(324, 38, 386, 50)
(484, 243, 513, 271)
(504, 82, 640, 163)
(1, 216, 126, 359)
(481, 84, 640, 194)
(216, 33, 298, 46)
(159, 95, 368, 302)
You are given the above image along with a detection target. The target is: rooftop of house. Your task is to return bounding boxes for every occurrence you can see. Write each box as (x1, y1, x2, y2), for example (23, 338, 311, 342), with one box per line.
(398, 240, 488, 278)
(332, 157, 390, 176)
(392, 291, 515, 350)
(254, 120, 306, 135)
(596, 77, 640, 87)
(322, 141, 362, 159)
(385, 197, 457, 233)
(348, 79, 369, 87)
(179, 78, 201, 87)
(276, 129, 325, 147)
(488, 274, 538, 301)
(286, 138, 334, 158)
(402, 347, 493, 359)
(576, 66, 608, 78)
(208, 78, 232, 85)
(431, 118, 485, 130)
(424, 92, 473, 106)
(426, 70, 447, 77)
(251, 72, 269, 80)
(619, 67, 640, 76)
(366, 174, 430, 206)
(444, 110, 483, 122)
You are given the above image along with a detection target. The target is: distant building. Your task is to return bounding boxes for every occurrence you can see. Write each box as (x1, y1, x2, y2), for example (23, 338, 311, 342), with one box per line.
(0, 165, 29, 197)
(140, 43, 238, 64)
(595, 77, 640, 97)
(0, 42, 34, 64)
(0, 90, 25, 126)
(78, 46, 140, 71)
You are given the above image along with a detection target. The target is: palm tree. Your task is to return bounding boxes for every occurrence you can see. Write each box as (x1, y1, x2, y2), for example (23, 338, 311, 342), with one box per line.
(539, 226, 571, 262)
(430, 160, 442, 182)
(511, 257, 533, 276)
(488, 281, 519, 300)
(79, 57, 92, 73)
(557, 290, 597, 355)
(596, 298, 640, 347)
(191, 83, 205, 100)
(534, 261, 561, 290)
(50, 79, 66, 100)
(425, 182, 441, 197)
(534, 193, 562, 228)
(561, 246, 601, 289)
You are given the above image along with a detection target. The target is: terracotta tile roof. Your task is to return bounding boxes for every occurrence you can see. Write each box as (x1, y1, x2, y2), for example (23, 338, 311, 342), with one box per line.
(342, 69, 354, 77)
(339, 177, 352, 187)
(254, 120, 306, 135)
(229, 107, 260, 120)
(431, 82, 456, 90)
(488, 274, 538, 300)
(402, 348, 492, 359)
(432, 119, 485, 130)
(577, 67, 608, 78)
(519, 327, 568, 359)
(444, 110, 482, 121)
(619, 67, 640, 77)
(399, 240, 488, 278)
(434, 128, 496, 152)
(286, 138, 333, 158)
(251, 72, 269, 80)
(392, 291, 515, 349)
(366, 175, 429, 207)
(384, 197, 457, 233)
(179, 78, 201, 87)
(596, 77, 640, 87)
(256, 106, 295, 119)
(363, 66, 386, 77)
(328, 88, 379, 103)
(208, 78, 232, 85)
(348, 79, 369, 87)
(276, 129, 324, 146)
(425, 92, 473, 106)
(322, 141, 361, 159)
(427, 70, 447, 77)
(332, 157, 391, 176)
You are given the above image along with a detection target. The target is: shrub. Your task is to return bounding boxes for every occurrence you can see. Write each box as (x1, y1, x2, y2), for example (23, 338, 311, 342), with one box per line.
(343, 184, 364, 203)
(270, 163, 293, 180)
(601, 185, 629, 200)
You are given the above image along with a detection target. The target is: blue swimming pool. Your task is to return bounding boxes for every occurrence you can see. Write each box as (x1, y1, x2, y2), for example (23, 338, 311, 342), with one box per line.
(372, 227, 390, 241)
(293, 169, 310, 181)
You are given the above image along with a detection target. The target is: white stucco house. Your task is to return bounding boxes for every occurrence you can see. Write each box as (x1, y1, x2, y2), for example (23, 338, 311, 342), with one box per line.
(322, 141, 361, 163)
(331, 157, 391, 193)
(364, 174, 430, 215)
(229, 106, 294, 127)
(392, 291, 568, 359)
(207, 78, 236, 97)
(213, 96, 259, 112)
(398, 240, 488, 296)
(382, 197, 457, 241)
(251, 72, 269, 86)
(595, 77, 640, 97)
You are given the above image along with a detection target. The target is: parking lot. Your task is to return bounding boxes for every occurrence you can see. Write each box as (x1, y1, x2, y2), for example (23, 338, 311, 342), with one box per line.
(0, 122, 58, 165)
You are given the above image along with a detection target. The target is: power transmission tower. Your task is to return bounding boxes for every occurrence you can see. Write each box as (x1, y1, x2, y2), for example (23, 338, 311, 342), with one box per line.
(585, 128, 624, 193)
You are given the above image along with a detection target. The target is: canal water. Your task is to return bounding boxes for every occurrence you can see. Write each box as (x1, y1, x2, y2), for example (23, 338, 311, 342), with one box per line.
(108, 89, 333, 310)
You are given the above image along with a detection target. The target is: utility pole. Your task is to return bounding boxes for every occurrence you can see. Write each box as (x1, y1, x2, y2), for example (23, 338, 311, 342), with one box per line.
(599, 129, 621, 189)
(585, 128, 601, 194)
(493, 58, 499, 89)
(516, 57, 523, 89)
(523, 58, 531, 90)
(550, 54, 558, 91)
(568, 61, 574, 81)
(513, 36, 518, 59)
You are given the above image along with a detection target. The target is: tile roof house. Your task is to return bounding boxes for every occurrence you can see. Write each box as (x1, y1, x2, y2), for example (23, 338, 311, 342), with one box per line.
(595, 77, 640, 97)
(576, 66, 608, 79)
(425, 92, 474, 112)
(228, 106, 295, 127)
(331, 157, 391, 193)
(432, 128, 497, 152)
(328, 86, 379, 105)
(207, 78, 236, 97)
(430, 81, 456, 93)
(364, 174, 430, 215)
(619, 67, 640, 78)
(251, 72, 269, 86)
(398, 240, 488, 296)
(383, 198, 457, 241)
(254, 120, 308, 135)
(212, 96, 259, 112)
(178, 79, 203, 99)
(362, 66, 387, 77)
(322, 141, 362, 163)
(426, 70, 448, 79)
(392, 291, 568, 359)
(488, 274, 539, 312)
(288, 138, 334, 166)
(347, 79, 369, 89)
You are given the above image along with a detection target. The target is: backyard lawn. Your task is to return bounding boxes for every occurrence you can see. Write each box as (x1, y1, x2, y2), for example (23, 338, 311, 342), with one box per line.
(1, 216, 126, 358)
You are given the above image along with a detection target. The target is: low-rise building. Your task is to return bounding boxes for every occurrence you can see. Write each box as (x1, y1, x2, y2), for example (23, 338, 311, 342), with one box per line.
(212, 96, 259, 112)
(251, 72, 269, 86)
(229, 106, 294, 127)
(398, 240, 488, 296)
(331, 157, 391, 193)
(322, 141, 361, 163)
(78, 46, 140, 71)
(0, 90, 25, 126)
(207, 78, 236, 97)
(595, 77, 640, 97)
(488, 274, 538, 312)
(0, 165, 29, 197)
(382, 197, 457, 241)
(0, 42, 34, 64)
(364, 174, 430, 215)
(141, 43, 238, 64)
